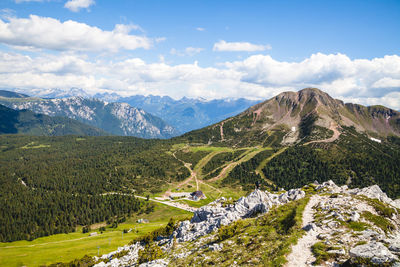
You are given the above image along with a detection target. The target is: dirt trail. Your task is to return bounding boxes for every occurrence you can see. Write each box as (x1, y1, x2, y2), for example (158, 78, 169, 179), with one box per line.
(256, 147, 287, 183)
(304, 121, 341, 145)
(164, 151, 199, 198)
(220, 122, 224, 141)
(252, 107, 263, 125)
(208, 162, 236, 182)
(135, 195, 196, 212)
(209, 148, 263, 182)
(198, 180, 222, 194)
(285, 195, 321, 267)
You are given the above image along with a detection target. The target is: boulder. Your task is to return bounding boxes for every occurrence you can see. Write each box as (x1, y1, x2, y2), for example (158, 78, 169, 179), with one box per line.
(349, 242, 398, 265)
(208, 243, 223, 251)
(327, 248, 346, 256)
(393, 199, 400, 210)
(349, 185, 394, 205)
(350, 211, 360, 222)
(138, 259, 169, 267)
(302, 223, 317, 232)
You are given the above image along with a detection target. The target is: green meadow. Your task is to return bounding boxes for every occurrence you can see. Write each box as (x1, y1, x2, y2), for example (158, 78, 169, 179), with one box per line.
(0, 204, 192, 267)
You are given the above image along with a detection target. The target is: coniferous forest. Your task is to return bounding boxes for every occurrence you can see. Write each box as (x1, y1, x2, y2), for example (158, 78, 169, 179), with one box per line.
(0, 135, 187, 242)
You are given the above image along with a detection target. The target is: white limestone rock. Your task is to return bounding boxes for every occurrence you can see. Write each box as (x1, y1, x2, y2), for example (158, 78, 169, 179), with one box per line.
(138, 259, 169, 267)
(349, 242, 398, 265)
(174, 188, 305, 243)
(350, 211, 360, 222)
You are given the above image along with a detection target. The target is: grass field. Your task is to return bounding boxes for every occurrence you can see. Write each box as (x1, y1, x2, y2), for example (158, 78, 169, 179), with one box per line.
(0, 204, 192, 267)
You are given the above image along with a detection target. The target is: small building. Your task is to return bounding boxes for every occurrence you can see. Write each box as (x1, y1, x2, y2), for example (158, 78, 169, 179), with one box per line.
(190, 191, 206, 201)
(137, 218, 149, 224)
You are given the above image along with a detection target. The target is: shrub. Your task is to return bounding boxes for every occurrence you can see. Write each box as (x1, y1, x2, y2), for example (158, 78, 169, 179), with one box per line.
(137, 243, 164, 264)
(49, 255, 95, 267)
(347, 221, 369, 231)
(362, 211, 394, 233)
(129, 218, 180, 245)
(217, 220, 245, 241)
(311, 242, 330, 265)
(82, 226, 90, 233)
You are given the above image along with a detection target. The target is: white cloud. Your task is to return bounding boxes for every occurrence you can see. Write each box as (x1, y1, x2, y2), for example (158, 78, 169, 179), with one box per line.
(213, 40, 272, 52)
(0, 51, 399, 110)
(196, 27, 205, 31)
(170, 47, 204, 57)
(64, 0, 95, 12)
(0, 15, 152, 52)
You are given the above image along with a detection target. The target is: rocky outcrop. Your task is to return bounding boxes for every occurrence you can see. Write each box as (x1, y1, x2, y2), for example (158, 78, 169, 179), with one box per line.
(349, 242, 398, 265)
(316, 180, 400, 209)
(94, 243, 143, 267)
(175, 188, 305, 243)
(138, 259, 169, 267)
(94, 188, 306, 266)
(94, 181, 400, 266)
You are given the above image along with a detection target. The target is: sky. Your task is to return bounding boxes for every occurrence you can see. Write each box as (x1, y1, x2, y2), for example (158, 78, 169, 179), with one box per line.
(0, 0, 399, 109)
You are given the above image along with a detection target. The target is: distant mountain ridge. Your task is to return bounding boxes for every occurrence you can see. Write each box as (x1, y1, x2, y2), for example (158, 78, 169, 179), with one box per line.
(0, 90, 29, 98)
(0, 104, 107, 136)
(115, 94, 260, 133)
(0, 94, 178, 139)
(8, 88, 260, 133)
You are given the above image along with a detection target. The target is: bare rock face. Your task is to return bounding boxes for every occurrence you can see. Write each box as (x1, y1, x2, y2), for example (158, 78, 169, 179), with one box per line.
(349, 242, 398, 265)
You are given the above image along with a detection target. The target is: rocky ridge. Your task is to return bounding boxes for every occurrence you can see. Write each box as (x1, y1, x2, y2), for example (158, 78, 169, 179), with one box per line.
(0, 97, 178, 138)
(94, 187, 305, 266)
(93, 181, 400, 266)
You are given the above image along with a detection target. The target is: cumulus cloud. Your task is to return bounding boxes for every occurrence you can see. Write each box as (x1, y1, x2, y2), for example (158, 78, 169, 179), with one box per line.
(213, 40, 272, 52)
(64, 0, 94, 12)
(0, 51, 399, 110)
(170, 47, 204, 57)
(0, 15, 152, 52)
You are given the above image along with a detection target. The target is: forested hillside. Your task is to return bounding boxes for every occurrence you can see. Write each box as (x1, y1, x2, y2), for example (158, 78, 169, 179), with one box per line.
(262, 127, 400, 197)
(0, 136, 189, 242)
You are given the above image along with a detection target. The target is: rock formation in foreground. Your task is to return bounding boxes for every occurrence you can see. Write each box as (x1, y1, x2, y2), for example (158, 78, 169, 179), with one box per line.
(93, 181, 400, 266)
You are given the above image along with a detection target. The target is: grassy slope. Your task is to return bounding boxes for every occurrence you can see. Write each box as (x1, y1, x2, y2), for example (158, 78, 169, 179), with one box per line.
(173, 196, 310, 266)
(0, 203, 191, 267)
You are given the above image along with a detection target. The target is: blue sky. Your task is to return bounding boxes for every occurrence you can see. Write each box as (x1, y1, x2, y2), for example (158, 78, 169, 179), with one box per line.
(0, 0, 399, 109)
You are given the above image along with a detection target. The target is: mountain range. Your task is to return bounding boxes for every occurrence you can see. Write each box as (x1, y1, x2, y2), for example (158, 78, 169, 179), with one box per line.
(0, 94, 178, 139)
(114, 95, 260, 133)
(0, 104, 107, 136)
(7, 88, 260, 133)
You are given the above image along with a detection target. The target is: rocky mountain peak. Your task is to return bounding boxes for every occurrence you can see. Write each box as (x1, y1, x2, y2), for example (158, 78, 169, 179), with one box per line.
(184, 87, 400, 147)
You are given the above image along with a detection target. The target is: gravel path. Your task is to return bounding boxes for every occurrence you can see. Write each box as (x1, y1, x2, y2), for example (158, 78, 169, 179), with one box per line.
(285, 195, 321, 267)
(304, 121, 341, 145)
